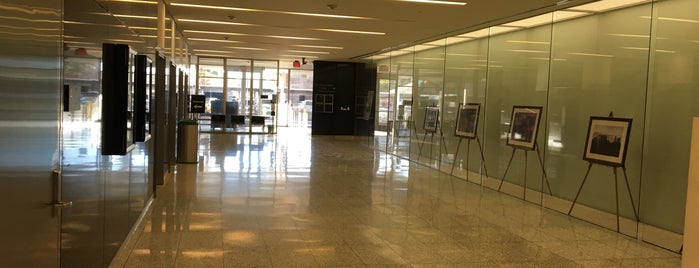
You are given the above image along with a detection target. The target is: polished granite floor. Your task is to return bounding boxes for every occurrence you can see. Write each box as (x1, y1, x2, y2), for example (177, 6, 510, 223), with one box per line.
(117, 127, 681, 267)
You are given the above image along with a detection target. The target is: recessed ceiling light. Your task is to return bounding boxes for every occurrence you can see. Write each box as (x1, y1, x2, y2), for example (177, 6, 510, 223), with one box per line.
(228, 46, 267, 51)
(184, 30, 324, 40)
(265, 35, 324, 40)
(170, 2, 372, 20)
(105, 38, 145, 43)
(396, 0, 467, 6)
(280, 54, 319, 59)
(193, 49, 236, 53)
(293, 45, 343, 50)
(314, 28, 385, 35)
(177, 18, 255, 26)
(189, 38, 242, 43)
(111, 14, 159, 20)
(287, 50, 330, 54)
(96, 0, 156, 4)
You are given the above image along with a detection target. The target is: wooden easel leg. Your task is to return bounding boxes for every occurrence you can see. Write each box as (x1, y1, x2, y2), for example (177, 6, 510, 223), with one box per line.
(476, 137, 489, 181)
(441, 134, 449, 157)
(465, 139, 471, 181)
(418, 132, 428, 160)
(614, 167, 620, 232)
(498, 148, 517, 191)
(568, 162, 593, 215)
(450, 138, 463, 175)
(535, 146, 553, 195)
(524, 150, 528, 200)
(622, 167, 640, 221)
(411, 121, 420, 156)
(429, 133, 435, 163)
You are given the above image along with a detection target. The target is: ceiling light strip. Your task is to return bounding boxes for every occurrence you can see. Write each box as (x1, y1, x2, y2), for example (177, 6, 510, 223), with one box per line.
(96, 0, 156, 4)
(314, 28, 385, 35)
(184, 30, 323, 40)
(396, 0, 467, 5)
(193, 49, 236, 53)
(177, 18, 255, 26)
(280, 54, 319, 59)
(170, 3, 370, 20)
(287, 50, 330, 54)
(294, 45, 343, 50)
(189, 38, 242, 43)
(228, 46, 267, 51)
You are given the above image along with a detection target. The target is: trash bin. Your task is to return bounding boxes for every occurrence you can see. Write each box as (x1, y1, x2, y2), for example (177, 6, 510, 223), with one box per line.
(177, 120, 199, 163)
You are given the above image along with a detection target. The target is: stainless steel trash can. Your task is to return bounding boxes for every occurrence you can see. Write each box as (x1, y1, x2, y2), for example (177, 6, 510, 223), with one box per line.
(177, 120, 199, 163)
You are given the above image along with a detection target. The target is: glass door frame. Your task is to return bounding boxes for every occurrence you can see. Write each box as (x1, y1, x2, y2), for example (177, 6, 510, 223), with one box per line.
(196, 57, 280, 134)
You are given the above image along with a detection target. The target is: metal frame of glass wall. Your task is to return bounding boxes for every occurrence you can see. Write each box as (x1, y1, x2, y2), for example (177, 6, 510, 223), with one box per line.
(196, 57, 280, 134)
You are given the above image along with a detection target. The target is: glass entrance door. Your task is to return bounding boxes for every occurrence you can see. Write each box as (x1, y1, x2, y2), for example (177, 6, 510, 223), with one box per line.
(197, 58, 225, 132)
(251, 60, 279, 133)
(225, 59, 250, 132)
(288, 70, 313, 127)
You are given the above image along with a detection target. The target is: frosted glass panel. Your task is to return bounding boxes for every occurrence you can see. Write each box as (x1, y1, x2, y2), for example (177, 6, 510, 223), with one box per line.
(483, 21, 552, 195)
(642, 0, 699, 233)
(410, 45, 445, 164)
(443, 38, 489, 179)
(371, 0, 696, 245)
(547, 5, 651, 219)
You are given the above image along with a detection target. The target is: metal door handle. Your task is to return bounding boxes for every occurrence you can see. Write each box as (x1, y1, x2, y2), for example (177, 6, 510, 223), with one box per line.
(49, 200, 73, 208)
(48, 170, 72, 215)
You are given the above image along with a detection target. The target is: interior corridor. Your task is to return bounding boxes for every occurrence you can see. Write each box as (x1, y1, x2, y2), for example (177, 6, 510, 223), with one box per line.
(113, 128, 681, 267)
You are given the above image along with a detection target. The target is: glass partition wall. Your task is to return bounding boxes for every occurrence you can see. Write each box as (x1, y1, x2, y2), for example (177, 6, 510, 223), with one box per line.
(411, 42, 446, 166)
(371, 0, 698, 252)
(197, 57, 280, 134)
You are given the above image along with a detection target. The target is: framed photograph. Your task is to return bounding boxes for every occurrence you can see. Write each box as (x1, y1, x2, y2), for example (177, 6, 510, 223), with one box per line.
(455, 103, 480, 139)
(423, 107, 439, 133)
(583, 116, 633, 167)
(507, 106, 543, 150)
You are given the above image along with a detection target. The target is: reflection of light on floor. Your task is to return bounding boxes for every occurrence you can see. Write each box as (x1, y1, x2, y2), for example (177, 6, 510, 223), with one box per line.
(180, 250, 224, 258)
(293, 247, 316, 253)
(132, 249, 151, 255)
(312, 246, 336, 254)
(548, 139, 564, 149)
(285, 175, 310, 178)
(189, 222, 222, 231)
(224, 231, 257, 243)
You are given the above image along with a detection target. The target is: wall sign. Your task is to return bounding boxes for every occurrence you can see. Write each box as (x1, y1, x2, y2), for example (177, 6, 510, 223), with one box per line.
(190, 95, 206, 113)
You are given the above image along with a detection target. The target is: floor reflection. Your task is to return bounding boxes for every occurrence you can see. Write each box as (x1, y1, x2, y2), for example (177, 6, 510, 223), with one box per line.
(121, 127, 680, 267)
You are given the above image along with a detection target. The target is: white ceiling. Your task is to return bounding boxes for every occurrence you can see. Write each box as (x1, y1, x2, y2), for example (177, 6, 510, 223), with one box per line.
(64, 0, 596, 67)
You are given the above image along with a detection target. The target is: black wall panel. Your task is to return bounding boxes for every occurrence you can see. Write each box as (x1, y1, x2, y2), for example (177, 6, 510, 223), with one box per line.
(312, 61, 376, 136)
(101, 43, 130, 155)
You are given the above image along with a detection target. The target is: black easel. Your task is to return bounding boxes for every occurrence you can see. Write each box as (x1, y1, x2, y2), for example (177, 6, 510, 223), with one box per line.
(567, 112, 639, 232)
(567, 162, 639, 232)
(497, 142, 553, 200)
(450, 136, 489, 183)
(417, 120, 448, 161)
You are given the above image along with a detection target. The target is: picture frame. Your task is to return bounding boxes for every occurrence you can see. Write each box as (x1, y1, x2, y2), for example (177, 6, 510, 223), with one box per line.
(583, 116, 633, 167)
(423, 106, 439, 133)
(454, 103, 480, 139)
(506, 106, 543, 150)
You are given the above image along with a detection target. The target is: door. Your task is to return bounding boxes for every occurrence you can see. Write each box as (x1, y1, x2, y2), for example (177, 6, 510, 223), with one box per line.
(312, 61, 356, 135)
(0, 0, 63, 266)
